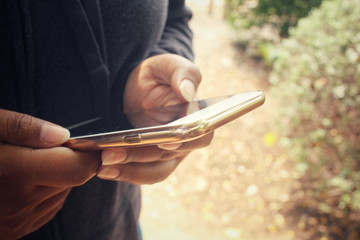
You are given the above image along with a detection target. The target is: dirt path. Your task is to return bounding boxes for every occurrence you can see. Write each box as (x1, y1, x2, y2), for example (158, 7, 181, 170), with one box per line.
(140, 3, 301, 240)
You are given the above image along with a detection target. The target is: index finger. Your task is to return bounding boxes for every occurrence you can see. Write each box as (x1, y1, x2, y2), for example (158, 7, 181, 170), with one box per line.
(152, 54, 202, 102)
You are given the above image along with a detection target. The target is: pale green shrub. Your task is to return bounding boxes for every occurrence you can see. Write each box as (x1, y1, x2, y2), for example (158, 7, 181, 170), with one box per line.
(270, 0, 360, 236)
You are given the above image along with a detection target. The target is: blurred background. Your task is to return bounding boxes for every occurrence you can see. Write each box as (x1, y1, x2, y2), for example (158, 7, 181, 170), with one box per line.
(140, 0, 360, 239)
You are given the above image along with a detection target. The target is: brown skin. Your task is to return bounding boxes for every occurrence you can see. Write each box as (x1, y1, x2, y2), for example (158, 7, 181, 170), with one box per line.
(0, 109, 100, 240)
(98, 54, 214, 184)
(0, 54, 213, 239)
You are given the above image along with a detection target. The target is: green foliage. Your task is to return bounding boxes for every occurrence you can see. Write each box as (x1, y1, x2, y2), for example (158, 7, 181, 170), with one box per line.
(257, 41, 277, 66)
(270, 0, 360, 233)
(253, 0, 323, 36)
(226, 0, 323, 37)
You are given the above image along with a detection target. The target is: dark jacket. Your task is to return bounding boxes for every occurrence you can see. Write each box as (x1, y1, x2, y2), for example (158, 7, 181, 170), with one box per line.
(0, 0, 193, 239)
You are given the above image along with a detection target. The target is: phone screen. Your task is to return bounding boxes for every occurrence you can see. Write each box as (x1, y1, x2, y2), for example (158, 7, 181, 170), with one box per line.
(67, 95, 229, 138)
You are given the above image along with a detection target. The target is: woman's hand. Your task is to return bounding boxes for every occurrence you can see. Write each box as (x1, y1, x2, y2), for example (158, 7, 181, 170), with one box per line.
(97, 54, 214, 184)
(123, 54, 201, 111)
(0, 109, 100, 240)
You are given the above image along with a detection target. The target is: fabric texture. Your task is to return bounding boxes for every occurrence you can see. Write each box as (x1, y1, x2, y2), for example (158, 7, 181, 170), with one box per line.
(0, 0, 193, 239)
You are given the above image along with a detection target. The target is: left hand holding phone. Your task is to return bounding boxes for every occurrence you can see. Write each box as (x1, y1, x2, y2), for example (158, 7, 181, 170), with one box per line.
(0, 109, 100, 239)
(97, 54, 214, 184)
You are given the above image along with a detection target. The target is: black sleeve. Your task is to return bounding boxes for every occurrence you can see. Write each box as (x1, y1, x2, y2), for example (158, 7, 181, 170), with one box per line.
(148, 0, 194, 61)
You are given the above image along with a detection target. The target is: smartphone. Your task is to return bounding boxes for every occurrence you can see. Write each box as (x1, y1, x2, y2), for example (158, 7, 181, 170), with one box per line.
(64, 90, 265, 150)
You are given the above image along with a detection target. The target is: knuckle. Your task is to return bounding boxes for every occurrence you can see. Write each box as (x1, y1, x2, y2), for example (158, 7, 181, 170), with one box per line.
(160, 150, 177, 160)
(66, 169, 93, 186)
(191, 65, 202, 79)
(6, 113, 37, 144)
(65, 152, 99, 186)
(127, 150, 142, 163)
(117, 171, 131, 183)
(184, 63, 201, 82)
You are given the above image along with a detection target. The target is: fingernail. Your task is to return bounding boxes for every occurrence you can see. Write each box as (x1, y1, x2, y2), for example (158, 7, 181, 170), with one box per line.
(97, 166, 121, 179)
(180, 79, 196, 102)
(102, 149, 127, 165)
(158, 142, 183, 150)
(41, 124, 70, 145)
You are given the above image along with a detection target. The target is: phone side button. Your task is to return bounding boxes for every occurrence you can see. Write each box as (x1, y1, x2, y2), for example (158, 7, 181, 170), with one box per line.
(124, 134, 142, 144)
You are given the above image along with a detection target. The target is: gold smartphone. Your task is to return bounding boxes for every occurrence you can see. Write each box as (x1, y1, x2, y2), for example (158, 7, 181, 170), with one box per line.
(64, 91, 265, 150)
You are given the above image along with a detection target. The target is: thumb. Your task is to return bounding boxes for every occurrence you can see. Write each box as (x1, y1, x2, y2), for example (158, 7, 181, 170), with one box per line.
(0, 109, 70, 148)
(167, 56, 201, 102)
(178, 79, 197, 102)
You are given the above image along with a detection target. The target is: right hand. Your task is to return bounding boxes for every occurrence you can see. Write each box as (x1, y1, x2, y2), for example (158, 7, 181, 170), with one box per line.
(0, 109, 100, 240)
